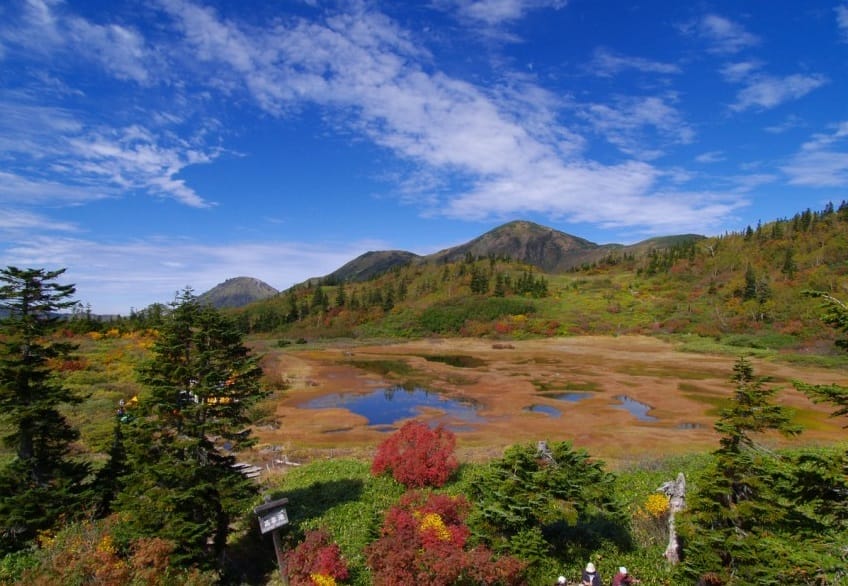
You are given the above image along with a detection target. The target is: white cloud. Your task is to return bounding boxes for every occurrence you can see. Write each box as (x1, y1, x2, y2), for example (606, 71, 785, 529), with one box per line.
(0, 235, 388, 314)
(0, 93, 217, 208)
(0, 171, 108, 205)
(0, 207, 79, 233)
(782, 122, 848, 187)
(0, 0, 154, 83)
(695, 151, 724, 164)
(765, 115, 805, 134)
(589, 48, 681, 78)
(731, 73, 827, 111)
(719, 60, 762, 83)
(436, 0, 568, 26)
(578, 95, 695, 160)
(687, 14, 760, 54)
(159, 2, 741, 233)
(837, 4, 848, 42)
(66, 126, 217, 208)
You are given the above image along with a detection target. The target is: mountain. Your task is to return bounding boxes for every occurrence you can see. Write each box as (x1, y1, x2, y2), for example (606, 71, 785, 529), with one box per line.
(325, 250, 421, 283)
(199, 277, 278, 308)
(316, 220, 704, 283)
(426, 220, 602, 272)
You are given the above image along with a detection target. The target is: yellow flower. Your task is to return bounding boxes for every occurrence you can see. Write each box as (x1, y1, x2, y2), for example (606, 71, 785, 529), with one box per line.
(641, 493, 670, 519)
(97, 535, 117, 555)
(310, 573, 337, 586)
(419, 512, 451, 541)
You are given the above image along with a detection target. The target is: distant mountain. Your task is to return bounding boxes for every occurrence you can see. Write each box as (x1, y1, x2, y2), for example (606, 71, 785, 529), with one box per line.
(426, 220, 602, 273)
(325, 250, 421, 283)
(198, 277, 278, 309)
(314, 220, 704, 284)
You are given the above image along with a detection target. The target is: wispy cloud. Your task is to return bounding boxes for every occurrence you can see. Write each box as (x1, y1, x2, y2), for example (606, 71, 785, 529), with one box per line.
(682, 14, 760, 54)
(159, 2, 738, 233)
(589, 48, 681, 77)
(0, 97, 218, 208)
(719, 60, 762, 83)
(578, 95, 695, 160)
(0, 235, 389, 314)
(0, 3, 217, 208)
(0, 171, 108, 205)
(0, 208, 79, 234)
(837, 4, 848, 41)
(730, 73, 828, 112)
(435, 0, 567, 26)
(66, 126, 218, 208)
(0, 0, 155, 83)
(782, 121, 848, 187)
(695, 151, 725, 164)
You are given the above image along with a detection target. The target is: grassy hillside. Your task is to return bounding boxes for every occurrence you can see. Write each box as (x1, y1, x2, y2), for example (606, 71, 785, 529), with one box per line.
(232, 202, 848, 354)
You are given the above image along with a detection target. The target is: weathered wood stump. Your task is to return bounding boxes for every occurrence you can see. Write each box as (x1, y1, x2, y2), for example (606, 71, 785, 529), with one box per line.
(657, 472, 686, 564)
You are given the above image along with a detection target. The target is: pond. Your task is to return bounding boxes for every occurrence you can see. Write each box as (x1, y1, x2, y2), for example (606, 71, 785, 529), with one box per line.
(301, 386, 485, 428)
(613, 395, 658, 422)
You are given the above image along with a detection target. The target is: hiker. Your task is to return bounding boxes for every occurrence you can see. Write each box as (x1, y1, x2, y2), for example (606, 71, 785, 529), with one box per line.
(611, 566, 640, 585)
(581, 562, 601, 586)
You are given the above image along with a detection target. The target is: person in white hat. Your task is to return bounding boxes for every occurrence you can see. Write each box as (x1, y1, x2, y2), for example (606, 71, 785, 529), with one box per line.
(612, 566, 640, 585)
(555, 576, 567, 585)
(581, 562, 601, 586)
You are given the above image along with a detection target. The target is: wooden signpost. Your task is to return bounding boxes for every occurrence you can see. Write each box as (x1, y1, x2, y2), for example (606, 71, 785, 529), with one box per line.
(254, 496, 290, 584)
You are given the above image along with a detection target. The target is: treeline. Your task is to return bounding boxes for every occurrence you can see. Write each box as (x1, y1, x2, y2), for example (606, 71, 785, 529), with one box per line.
(230, 255, 550, 336)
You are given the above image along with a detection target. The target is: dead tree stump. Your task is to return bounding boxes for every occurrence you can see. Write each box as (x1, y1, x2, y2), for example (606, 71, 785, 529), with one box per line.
(657, 472, 686, 564)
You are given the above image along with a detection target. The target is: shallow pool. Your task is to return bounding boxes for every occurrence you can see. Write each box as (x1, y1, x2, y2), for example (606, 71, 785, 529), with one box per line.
(301, 386, 485, 427)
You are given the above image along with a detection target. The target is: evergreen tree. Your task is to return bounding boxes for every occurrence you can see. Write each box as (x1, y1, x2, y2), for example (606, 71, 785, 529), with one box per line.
(466, 441, 626, 562)
(679, 357, 804, 583)
(0, 267, 90, 554)
(334, 282, 347, 308)
(114, 288, 266, 569)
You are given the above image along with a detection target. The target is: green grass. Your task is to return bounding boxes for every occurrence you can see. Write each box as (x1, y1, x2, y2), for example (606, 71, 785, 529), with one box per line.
(265, 451, 716, 586)
(346, 358, 413, 377)
(268, 459, 404, 586)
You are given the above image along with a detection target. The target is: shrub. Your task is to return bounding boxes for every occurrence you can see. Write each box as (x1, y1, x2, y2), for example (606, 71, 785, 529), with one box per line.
(284, 528, 350, 586)
(17, 515, 217, 585)
(371, 420, 458, 488)
(365, 491, 526, 585)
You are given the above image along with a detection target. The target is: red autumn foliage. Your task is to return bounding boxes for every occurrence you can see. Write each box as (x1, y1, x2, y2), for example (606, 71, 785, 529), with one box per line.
(371, 420, 458, 488)
(283, 528, 350, 586)
(365, 491, 526, 586)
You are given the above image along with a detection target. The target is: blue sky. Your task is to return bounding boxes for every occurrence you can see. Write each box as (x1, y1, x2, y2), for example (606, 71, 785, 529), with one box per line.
(1, 0, 847, 314)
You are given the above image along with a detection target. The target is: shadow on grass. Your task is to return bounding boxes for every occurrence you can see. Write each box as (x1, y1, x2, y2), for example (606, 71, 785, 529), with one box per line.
(225, 478, 365, 585)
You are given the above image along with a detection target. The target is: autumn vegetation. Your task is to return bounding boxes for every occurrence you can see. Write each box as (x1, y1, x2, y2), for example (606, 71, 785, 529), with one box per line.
(1, 202, 848, 584)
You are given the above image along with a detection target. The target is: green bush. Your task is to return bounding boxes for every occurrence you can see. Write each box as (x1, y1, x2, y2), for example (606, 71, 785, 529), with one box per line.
(419, 297, 537, 334)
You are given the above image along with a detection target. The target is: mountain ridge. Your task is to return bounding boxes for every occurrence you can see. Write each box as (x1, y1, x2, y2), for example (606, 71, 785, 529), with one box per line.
(321, 220, 704, 284)
(199, 221, 706, 307)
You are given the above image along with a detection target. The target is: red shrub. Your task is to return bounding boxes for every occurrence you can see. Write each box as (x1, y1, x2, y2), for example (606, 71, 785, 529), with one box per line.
(371, 420, 458, 488)
(284, 529, 350, 586)
(365, 491, 526, 585)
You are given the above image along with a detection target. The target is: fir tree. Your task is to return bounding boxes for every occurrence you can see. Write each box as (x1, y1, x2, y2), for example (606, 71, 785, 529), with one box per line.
(114, 288, 266, 569)
(679, 357, 803, 583)
(0, 267, 90, 554)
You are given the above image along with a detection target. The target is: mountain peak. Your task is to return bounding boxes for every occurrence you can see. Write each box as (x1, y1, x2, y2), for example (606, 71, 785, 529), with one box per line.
(198, 276, 278, 308)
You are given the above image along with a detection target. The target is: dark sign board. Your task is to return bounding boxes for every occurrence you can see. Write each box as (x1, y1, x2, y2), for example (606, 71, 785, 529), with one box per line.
(254, 497, 289, 534)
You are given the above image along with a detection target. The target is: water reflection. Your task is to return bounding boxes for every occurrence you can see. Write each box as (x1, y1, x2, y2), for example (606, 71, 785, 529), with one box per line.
(550, 392, 592, 403)
(614, 395, 657, 422)
(523, 404, 561, 417)
(301, 386, 484, 427)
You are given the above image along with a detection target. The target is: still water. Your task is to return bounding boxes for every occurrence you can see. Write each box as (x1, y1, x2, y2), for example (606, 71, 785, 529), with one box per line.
(301, 386, 485, 427)
(613, 395, 658, 422)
